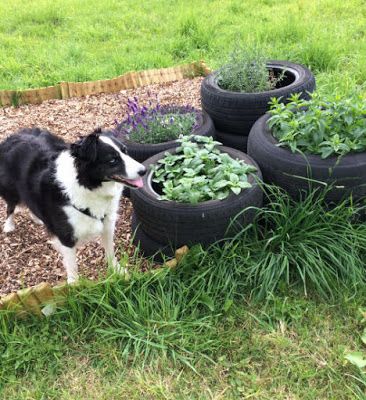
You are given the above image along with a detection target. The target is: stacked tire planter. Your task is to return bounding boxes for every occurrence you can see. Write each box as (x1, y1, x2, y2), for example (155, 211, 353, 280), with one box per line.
(201, 60, 316, 152)
(130, 147, 263, 259)
(247, 113, 366, 203)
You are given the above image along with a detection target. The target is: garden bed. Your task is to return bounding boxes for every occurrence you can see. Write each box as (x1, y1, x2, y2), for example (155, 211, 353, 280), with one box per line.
(0, 77, 203, 296)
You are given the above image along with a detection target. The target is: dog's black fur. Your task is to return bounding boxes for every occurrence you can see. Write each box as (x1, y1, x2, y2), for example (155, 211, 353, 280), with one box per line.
(0, 128, 76, 244)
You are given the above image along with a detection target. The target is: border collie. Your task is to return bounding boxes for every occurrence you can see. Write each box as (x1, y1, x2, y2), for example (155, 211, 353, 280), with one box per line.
(0, 128, 146, 283)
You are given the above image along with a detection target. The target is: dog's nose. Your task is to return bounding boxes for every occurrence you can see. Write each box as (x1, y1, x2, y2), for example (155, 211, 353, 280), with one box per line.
(138, 167, 146, 177)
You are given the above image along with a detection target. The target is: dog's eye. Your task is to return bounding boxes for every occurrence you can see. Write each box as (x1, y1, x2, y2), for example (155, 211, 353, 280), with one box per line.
(108, 157, 119, 165)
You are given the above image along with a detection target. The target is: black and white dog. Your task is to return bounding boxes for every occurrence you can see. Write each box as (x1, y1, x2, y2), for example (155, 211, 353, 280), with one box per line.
(0, 128, 146, 283)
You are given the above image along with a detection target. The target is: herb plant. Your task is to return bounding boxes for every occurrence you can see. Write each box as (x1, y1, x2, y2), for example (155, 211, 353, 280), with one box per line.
(151, 135, 257, 203)
(115, 96, 199, 145)
(217, 46, 283, 93)
(268, 92, 366, 158)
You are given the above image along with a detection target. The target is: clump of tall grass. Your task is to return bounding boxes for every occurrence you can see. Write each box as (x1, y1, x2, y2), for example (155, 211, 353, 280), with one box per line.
(225, 185, 366, 299)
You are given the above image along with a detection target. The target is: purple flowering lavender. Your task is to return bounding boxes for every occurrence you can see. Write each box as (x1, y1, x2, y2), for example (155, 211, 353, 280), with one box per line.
(114, 95, 201, 144)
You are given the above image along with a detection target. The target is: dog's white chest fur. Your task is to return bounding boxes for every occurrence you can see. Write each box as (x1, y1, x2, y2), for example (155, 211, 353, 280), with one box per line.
(55, 151, 122, 243)
(62, 206, 105, 242)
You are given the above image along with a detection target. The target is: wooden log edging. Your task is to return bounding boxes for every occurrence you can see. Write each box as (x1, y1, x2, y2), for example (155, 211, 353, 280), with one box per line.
(0, 61, 211, 107)
(0, 246, 190, 317)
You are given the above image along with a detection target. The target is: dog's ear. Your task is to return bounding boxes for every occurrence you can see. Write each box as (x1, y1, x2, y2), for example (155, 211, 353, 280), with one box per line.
(71, 132, 99, 162)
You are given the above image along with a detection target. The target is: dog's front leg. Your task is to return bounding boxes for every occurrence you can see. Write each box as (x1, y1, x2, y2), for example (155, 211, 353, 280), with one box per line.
(52, 238, 78, 284)
(102, 216, 126, 274)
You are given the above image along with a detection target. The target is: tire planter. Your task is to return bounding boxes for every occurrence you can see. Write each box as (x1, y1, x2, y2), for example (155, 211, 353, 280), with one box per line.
(131, 212, 175, 260)
(247, 113, 366, 203)
(215, 130, 248, 153)
(201, 60, 316, 135)
(130, 147, 263, 251)
(120, 109, 215, 163)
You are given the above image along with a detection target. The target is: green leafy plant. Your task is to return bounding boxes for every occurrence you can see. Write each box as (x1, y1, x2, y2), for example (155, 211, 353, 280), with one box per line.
(217, 46, 283, 93)
(151, 135, 256, 203)
(114, 96, 199, 144)
(268, 92, 366, 158)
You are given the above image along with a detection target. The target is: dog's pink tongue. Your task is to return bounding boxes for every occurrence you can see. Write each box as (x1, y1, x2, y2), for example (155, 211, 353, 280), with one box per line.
(125, 177, 144, 188)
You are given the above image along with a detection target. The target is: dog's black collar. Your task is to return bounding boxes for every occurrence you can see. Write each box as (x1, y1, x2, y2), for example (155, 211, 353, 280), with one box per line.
(72, 205, 105, 222)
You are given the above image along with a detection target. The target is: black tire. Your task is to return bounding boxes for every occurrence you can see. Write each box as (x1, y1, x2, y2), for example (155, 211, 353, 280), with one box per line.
(247, 113, 366, 202)
(119, 110, 215, 163)
(215, 131, 248, 152)
(201, 60, 316, 135)
(130, 147, 263, 247)
(131, 213, 175, 260)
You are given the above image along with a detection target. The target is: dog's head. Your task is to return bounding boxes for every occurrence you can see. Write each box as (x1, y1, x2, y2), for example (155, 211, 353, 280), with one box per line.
(71, 128, 146, 189)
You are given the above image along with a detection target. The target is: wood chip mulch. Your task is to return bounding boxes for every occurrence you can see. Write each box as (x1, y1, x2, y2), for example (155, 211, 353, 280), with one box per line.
(0, 77, 203, 296)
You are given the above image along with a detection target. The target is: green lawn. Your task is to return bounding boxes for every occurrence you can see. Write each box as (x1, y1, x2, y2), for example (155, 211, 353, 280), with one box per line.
(1, 297, 365, 399)
(0, 0, 366, 92)
(1, 1, 366, 399)
(2, 274, 366, 400)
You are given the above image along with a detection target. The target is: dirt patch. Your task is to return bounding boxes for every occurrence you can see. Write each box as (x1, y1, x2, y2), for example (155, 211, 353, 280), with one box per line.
(0, 77, 203, 296)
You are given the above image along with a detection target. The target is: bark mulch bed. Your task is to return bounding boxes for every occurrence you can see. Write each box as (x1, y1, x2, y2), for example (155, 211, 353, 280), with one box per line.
(0, 77, 203, 296)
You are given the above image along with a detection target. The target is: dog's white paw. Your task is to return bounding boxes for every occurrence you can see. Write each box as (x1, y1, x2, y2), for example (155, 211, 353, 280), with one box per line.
(105, 255, 129, 278)
(67, 275, 79, 285)
(114, 265, 128, 275)
(116, 267, 130, 280)
(30, 212, 43, 225)
(14, 206, 23, 214)
(111, 259, 129, 276)
(3, 219, 15, 233)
